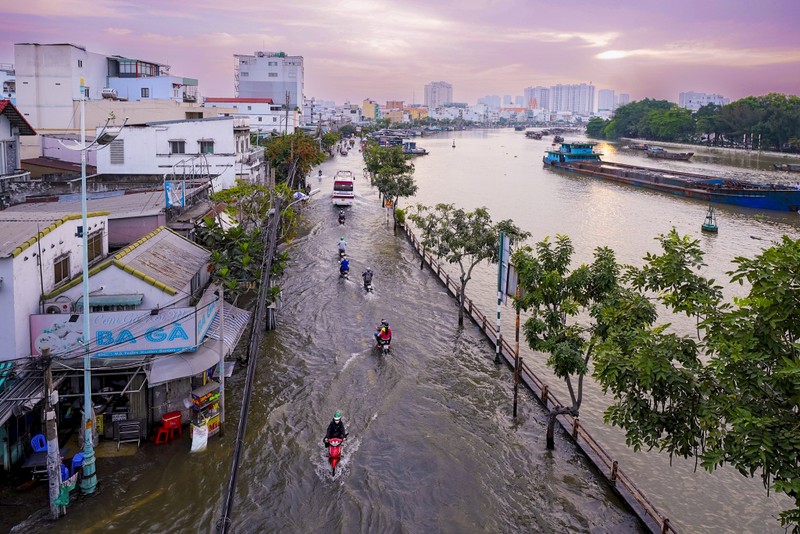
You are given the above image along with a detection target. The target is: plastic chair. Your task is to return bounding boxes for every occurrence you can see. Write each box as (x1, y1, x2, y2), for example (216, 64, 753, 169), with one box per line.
(154, 425, 170, 445)
(162, 411, 183, 440)
(31, 434, 46, 453)
(71, 452, 84, 476)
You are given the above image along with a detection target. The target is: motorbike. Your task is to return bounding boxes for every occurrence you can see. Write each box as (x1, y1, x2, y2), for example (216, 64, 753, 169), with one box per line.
(340, 268, 350, 279)
(338, 214, 346, 225)
(363, 279, 374, 292)
(326, 437, 344, 476)
(374, 329, 391, 355)
(338, 248, 347, 259)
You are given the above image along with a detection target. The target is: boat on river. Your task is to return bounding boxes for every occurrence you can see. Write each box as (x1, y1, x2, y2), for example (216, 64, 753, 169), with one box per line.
(626, 143, 650, 151)
(402, 139, 428, 156)
(526, 131, 543, 140)
(543, 142, 800, 211)
(773, 163, 800, 172)
(645, 146, 694, 161)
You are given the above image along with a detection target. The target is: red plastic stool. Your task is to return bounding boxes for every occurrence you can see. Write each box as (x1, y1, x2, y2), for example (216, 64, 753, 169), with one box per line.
(162, 411, 183, 441)
(155, 425, 170, 444)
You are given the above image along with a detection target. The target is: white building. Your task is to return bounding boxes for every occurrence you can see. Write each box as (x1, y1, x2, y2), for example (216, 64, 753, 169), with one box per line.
(14, 43, 200, 132)
(679, 91, 729, 111)
(549, 83, 595, 116)
(0, 64, 14, 104)
(234, 51, 304, 112)
(95, 116, 264, 188)
(617, 93, 631, 107)
(598, 89, 616, 114)
(424, 81, 453, 108)
(523, 86, 550, 110)
(203, 97, 297, 135)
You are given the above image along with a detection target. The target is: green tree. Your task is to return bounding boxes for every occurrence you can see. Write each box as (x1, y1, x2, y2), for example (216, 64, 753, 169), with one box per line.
(695, 103, 722, 145)
(593, 230, 800, 531)
(265, 131, 326, 187)
(585, 117, 609, 139)
(512, 236, 620, 449)
(363, 144, 418, 230)
(409, 204, 529, 327)
(321, 132, 340, 153)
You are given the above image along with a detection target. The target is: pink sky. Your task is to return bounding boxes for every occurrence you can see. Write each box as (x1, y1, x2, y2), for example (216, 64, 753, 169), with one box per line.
(1, 0, 798, 105)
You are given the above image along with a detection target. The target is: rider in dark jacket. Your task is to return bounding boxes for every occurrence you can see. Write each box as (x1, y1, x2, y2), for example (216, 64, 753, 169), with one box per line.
(324, 411, 347, 446)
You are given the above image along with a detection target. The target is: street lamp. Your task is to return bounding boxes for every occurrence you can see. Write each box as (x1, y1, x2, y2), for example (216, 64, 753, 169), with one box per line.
(62, 81, 126, 495)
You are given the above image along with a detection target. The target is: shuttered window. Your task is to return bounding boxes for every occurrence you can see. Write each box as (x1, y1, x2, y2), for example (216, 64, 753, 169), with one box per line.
(109, 140, 124, 164)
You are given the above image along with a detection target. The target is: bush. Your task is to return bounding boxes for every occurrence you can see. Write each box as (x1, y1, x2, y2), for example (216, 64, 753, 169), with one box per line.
(394, 208, 406, 225)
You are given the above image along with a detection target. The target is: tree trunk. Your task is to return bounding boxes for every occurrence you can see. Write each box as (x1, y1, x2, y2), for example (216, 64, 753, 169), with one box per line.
(457, 280, 467, 326)
(546, 407, 574, 450)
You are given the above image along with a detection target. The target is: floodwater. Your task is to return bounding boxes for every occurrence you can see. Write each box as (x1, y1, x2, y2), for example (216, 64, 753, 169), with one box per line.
(28, 135, 649, 533)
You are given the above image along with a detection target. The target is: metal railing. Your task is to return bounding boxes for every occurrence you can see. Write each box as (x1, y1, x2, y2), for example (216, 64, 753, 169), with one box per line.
(402, 224, 677, 534)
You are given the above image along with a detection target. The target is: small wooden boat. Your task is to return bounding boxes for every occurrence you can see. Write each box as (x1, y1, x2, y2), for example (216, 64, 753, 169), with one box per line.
(701, 206, 718, 233)
(526, 131, 543, 140)
(646, 146, 693, 161)
(773, 163, 800, 172)
(626, 143, 650, 151)
(553, 135, 564, 143)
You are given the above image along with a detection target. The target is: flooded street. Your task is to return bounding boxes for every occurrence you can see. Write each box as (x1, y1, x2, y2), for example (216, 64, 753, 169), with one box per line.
(36, 138, 643, 533)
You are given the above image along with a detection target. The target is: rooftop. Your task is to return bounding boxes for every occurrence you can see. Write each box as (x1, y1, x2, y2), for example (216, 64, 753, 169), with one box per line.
(0, 212, 105, 258)
(4, 188, 174, 219)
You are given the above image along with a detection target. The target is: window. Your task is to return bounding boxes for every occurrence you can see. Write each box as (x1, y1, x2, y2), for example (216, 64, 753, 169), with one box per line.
(109, 139, 124, 164)
(78, 60, 83, 68)
(199, 141, 214, 154)
(54, 254, 70, 285)
(258, 117, 262, 122)
(247, 106, 251, 111)
(170, 140, 186, 154)
(190, 272, 201, 296)
(87, 231, 103, 262)
(141, 87, 149, 98)
(273, 117, 277, 122)
(268, 73, 278, 77)
(240, 72, 249, 77)
(84, 87, 89, 98)
(268, 61, 277, 66)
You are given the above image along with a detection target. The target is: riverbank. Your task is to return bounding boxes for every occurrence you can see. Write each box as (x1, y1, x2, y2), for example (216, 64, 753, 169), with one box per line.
(620, 137, 800, 161)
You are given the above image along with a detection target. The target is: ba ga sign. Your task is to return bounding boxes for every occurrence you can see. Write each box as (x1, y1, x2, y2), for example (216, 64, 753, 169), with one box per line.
(30, 306, 215, 358)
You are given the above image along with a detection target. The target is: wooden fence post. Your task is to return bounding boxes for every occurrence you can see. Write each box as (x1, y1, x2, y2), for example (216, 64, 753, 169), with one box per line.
(610, 460, 618, 482)
(661, 518, 671, 534)
(572, 418, 580, 439)
(541, 385, 549, 406)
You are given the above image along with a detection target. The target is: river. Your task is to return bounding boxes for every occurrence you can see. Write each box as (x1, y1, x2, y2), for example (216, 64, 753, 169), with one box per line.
(25, 130, 800, 534)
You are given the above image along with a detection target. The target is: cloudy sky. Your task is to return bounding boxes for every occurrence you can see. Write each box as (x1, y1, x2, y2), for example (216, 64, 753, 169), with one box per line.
(1, 0, 798, 105)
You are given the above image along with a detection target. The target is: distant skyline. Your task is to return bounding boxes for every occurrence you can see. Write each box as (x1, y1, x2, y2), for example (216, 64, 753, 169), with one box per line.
(1, 0, 799, 105)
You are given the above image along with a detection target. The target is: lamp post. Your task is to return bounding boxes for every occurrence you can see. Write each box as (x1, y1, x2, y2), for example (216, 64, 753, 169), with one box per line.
(63, 81, 126, 495)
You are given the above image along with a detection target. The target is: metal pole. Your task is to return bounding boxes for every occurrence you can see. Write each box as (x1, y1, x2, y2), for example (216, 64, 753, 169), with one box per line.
(218, 286, 225, 436)
(494, 231, 504, 364)
(513, 286, 521, 418)
(79, 90, 97, 495)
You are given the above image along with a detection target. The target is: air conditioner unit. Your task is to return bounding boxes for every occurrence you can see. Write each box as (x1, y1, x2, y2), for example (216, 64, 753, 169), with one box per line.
(45, 302, 71, 314)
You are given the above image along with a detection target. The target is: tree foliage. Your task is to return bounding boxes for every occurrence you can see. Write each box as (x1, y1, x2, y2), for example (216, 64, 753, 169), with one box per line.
(592, 230, 800, 531)
(409, 204, 528, 326)
(265, 131, 326, 187)
(512, 236, 620, 449)
(363, 144, 418, 229)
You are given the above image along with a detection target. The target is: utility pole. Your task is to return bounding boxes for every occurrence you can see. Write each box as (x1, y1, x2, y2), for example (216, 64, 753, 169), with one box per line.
(217, 286, 225, 437)
(284, 91, 290, 135)
(43, 348, 63, 519)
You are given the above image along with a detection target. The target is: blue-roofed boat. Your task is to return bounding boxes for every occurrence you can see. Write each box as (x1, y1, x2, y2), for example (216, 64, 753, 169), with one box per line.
(543, 142, 800, 212)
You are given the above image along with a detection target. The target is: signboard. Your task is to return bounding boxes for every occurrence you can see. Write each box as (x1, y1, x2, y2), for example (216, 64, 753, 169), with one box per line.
(165, 180, 186, 208)
(506, 263, 525, 299)
(30, 307, 208, 358)
(497, 232, 511, 304)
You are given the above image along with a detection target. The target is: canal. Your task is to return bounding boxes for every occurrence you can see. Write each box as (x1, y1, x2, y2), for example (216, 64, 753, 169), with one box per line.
(26, 129, 799, 534)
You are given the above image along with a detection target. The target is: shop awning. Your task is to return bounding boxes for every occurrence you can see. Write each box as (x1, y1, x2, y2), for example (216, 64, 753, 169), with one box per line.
(0, 371, 67, 427)
(76, 294, 145, 312)
(146, 302, 251, 387)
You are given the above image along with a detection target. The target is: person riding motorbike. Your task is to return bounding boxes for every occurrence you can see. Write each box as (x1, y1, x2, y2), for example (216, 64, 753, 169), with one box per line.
(362, 268, 374, 288)
(337, 237, 347, 254)
(340, 256, 350, 276)
(323, 411, 347, 447)
(374, 319, 392, 346)
(338, 210, 346, 225)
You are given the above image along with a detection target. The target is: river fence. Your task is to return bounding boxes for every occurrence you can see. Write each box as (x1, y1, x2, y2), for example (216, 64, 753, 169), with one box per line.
(402, 223, 677, 534)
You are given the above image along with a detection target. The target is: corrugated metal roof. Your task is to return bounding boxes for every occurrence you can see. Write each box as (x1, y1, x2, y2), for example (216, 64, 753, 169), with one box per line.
(0, 100, 36, 135)
(4, 189, 170, 219)
(0, 214, 69, 258)
(114, 227, 209, 291)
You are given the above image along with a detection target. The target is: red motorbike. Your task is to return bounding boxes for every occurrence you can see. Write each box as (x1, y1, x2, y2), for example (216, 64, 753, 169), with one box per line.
(327, 437, 344, 476)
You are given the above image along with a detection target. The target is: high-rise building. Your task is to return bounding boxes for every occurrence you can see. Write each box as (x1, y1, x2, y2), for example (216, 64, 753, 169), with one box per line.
(617, 93, 631, 107)
(598, 89, 616, 113)
(477, 95, 501, 109)
(523, 86, 550, 110)
(514, 96, 524, 107)
(503, 95, 513, 106)
(678, 91, 729, 111)
(234, 51, 304, 111)
(549, 83, 595, 115)
(424, 81, 453, 108)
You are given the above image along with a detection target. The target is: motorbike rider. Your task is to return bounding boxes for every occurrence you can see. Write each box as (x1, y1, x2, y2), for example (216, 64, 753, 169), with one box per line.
(323, 411, 347, 447)
(374, 319, 392, 346)
(337, 236, 347, 254)
(338, 210, 346, 225)
(340, 256, 350, 276)
(362, 268, 374, 288)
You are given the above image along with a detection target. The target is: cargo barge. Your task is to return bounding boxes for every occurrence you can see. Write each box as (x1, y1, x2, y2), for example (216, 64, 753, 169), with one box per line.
(543, 142, 800, 212)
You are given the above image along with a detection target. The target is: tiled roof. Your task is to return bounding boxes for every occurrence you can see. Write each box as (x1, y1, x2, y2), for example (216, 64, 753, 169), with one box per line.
(0, 100, 36, 135)
(204, 97, 274, 104)
(0, 212, 107, 258)
(5, 188, 172, 219)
